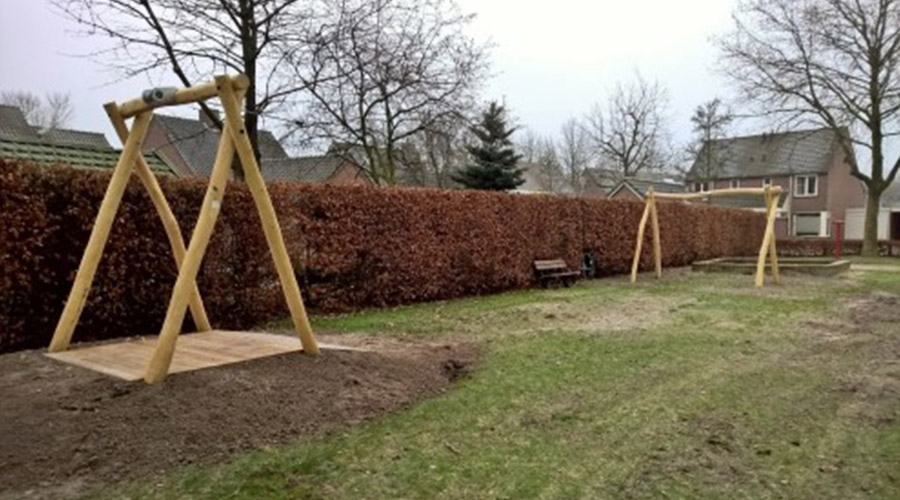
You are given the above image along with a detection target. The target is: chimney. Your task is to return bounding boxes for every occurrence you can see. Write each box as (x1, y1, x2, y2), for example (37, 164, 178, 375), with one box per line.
(198, 108, 220, 127)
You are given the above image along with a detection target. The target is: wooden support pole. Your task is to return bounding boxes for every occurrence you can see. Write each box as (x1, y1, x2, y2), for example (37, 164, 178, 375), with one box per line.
(630, 199, 652, 284)
(648, 189, 662, 279)
(117, 75, 250, 118)
(103, 103, 212, 332)
(655, 186, 783, 201)
(48, 112, 154, 352)
(216, 75, 319, 357)
(755, 185, 778, 288)
(766, 191, 781, 285)
(143, 89, 243, 383)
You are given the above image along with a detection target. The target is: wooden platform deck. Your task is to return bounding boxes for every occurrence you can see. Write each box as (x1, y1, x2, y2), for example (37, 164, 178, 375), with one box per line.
(45, 330, 361, 381)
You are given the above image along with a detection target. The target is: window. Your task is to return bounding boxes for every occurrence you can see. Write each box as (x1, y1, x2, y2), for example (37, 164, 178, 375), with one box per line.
(762, 177, 773, 187)
(694, 181, 709, 192)
(730, 179, 740, 189)
(794, 213, 822, 236)
(794, 175, 818, 197)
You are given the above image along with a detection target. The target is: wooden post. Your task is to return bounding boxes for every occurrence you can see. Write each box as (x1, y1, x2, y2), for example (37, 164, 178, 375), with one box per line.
(216, 75, 320, 356)
(630, 199, 652, 283)
(103, 103, 212, 332)
(48, 111, 153, 353)
(766, 191, 781, 285)
(143, 88, 244, 383)
(755, 185, 778, 288)
(648, 189, 662, 279)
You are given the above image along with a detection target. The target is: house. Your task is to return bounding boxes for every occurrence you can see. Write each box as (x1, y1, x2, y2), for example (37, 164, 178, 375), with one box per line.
(844, 182, 900, 240)
(607, 175, 684, 201)
(144, 111, 372, 185)
(686, 128, 866, 238)
(0, 104, 172, 174)
(263, 156, 372, 185)
(513, 162, 574, 195)
(580, 168, 620, 197)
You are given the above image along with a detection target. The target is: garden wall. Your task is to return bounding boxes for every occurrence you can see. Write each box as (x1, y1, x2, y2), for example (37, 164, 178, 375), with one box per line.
(0, 160, 765, 352)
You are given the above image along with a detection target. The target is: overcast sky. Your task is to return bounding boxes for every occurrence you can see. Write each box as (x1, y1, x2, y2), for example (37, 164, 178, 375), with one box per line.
(0, 0, 741, 149)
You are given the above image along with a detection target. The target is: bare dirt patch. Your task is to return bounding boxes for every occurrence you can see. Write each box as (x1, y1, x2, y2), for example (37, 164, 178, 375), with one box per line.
(0, 335, 476, 500)
(804, 294, 900, 427)
(511, 296, 694, 334)
(848, 293, 900, 326)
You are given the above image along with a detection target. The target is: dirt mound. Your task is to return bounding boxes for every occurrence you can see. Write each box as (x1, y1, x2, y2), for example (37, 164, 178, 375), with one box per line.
(0, 336, 476, 499)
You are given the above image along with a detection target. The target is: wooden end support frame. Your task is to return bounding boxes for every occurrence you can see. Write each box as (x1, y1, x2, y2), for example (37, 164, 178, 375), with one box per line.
(47, 75, 319, 383)
(630, 186, 782, 288)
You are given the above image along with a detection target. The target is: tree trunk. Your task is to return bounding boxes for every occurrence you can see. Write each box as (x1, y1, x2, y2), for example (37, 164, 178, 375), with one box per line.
(862, 188, 881, 256)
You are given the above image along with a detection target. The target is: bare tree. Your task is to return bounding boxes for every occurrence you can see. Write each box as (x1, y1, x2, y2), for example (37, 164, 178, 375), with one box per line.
(718, 0, 900, 255)
(284, 0, 489, 185)
(584, 75, 671, 177)
(534, 136, 566, 193)
(410, 112, 470, 188)
(685, 98, 734, 187)
(52, 0, 310, 177)
(558, 118, 592, 195)
(517, 129, 541, 164)
(0, 91, 74, 131)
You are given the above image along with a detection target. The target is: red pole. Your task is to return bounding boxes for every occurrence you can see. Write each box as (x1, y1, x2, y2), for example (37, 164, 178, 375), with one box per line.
(833, 220, 844, 259)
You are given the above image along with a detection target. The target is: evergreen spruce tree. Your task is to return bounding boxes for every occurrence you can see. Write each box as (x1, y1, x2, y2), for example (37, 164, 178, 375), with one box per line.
(453, 102, 525, 190)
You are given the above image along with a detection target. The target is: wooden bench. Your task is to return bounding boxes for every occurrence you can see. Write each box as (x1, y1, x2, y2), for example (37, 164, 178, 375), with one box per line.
(533, 259, 580, 287)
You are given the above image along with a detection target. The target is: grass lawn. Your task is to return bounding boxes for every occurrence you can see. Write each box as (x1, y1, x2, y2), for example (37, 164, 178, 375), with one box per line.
(100, 267, 900, 499)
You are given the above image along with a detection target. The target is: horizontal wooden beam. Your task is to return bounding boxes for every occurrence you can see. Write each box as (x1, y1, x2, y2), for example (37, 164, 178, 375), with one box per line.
(654, 187, 783, 201)
(117, 74, 250, 118)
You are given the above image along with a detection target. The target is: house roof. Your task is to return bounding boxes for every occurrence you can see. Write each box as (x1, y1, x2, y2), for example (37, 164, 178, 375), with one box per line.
(261, 155, 349, 182)
(0, 105, 113, 150)
(0, 138, 173, 174)
(608, 177, 684, 199)
(150, 114, 288, 177)
(0, 104, 39, 141)
(687, 128, 842, 180)
(39, 127, 112, 149)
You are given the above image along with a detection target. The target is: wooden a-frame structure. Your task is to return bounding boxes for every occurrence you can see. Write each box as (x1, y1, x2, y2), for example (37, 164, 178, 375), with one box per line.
(630, 186, 783, 288)
(47, 75, 319, 383)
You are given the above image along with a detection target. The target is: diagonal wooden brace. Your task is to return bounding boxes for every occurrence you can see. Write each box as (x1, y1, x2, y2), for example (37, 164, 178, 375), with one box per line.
(48, 112, 154, 352)
(216, 75, 319, 357)
(104, 103, 212, 332)
(143, 87, 245, 383)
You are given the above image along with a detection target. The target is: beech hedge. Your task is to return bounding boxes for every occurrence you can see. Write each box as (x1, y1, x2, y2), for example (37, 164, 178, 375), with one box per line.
(0, 160, 765, 352)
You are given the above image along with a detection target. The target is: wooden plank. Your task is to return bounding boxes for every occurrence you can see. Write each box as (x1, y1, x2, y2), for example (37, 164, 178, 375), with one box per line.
(104, 102, 212, 332)
(48, 112, 154, 353)
(45, 331, 363, 381)
(216, 75, 320, 357)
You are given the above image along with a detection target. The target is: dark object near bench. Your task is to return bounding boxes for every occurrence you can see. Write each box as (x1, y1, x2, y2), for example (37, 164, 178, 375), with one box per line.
(533, 259, 580, 287)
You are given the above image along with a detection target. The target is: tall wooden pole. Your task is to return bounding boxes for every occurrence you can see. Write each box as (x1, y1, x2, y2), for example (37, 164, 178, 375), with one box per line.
(755, 185, 778, 288)
(143, 88, 244, 383)
(216, 75, 320, 356)
(648, 189, 662, 279)
(103, 103, 212, 332)
(630, 199, 652, 283)
(766, 191, 781, 285)
(48, 112, 153, 352)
